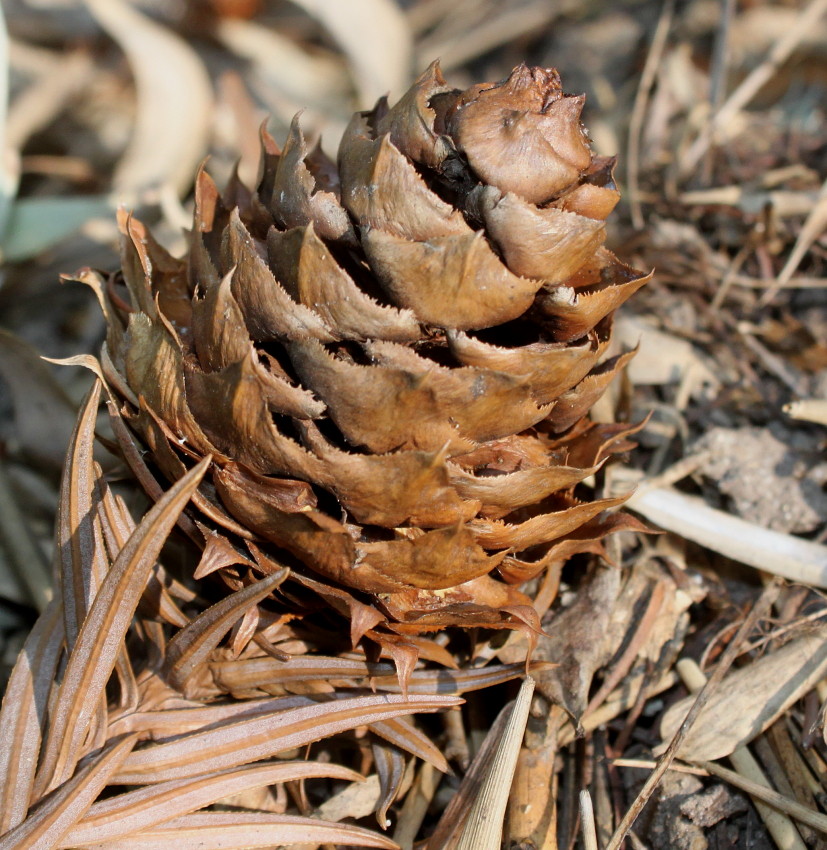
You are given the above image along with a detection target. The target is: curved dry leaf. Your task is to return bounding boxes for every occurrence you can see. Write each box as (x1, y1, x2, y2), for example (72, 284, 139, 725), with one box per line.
(289, 0, 413, 106)
(111, 693, 461, 784)
(0, 734, 137, 850)
(61, 762, 362, 846)
(425, 686, 516, 850)
(164, 570, 288, 689)
(62, 811, 398, 849)
(659, 625, 827, 761)
(454, 677, 534, 850)
(84, 0, 212, 197)
(35, 458, 210, 796)
(0, 601, 64, 832)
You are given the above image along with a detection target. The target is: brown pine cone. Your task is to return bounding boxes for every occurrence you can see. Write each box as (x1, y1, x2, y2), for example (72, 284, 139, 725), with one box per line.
(91, 62, 649, 647)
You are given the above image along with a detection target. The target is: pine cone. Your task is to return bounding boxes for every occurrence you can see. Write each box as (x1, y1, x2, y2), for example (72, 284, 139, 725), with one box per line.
(93, 63, 649, 642)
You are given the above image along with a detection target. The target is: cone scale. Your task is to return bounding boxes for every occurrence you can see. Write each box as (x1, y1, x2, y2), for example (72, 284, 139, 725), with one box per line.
(94, 63, 650, 646)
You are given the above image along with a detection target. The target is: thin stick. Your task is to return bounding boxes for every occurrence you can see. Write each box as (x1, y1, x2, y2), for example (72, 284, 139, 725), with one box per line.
(603, 579, 781, 850)
(681, 0, 827, 175)
(760, 177, 827, 306)
(700, 760, 827, 836)
(627, 0, 675, 230)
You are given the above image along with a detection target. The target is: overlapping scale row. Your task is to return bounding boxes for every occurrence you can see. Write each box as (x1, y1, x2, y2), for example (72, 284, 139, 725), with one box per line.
(96, 62, 649, 636)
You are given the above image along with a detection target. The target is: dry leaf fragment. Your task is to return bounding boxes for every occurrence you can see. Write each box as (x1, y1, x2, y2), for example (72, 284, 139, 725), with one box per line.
(659, 624, 827, 761)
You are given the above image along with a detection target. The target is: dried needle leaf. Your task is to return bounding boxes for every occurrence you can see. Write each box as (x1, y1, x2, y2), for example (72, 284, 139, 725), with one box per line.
(63, 812, 399, 849)
(112, 694, 461, 784)
(35, 458, 210, 795)
(163, 569, 288, 689)
(0, 601, 64, 832)
(0, 734, 137, 850)
(61, 762, 362, 846)
(454, 677, 535, 850)
(56, 379, 106, 652)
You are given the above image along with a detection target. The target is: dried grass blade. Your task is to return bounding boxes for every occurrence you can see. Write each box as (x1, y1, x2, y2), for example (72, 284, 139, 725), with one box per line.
(0, 734, 137, 850)
(66, 812, 399, 849)
(454, 677, 534, 850)
(56, 379, 105, 651)
(370, 717, 450, 773)
(112, 694, 461, 784)
(34, 458, 210, 797)
(427, 679, 532, 850)
(164, 569, 288, 689)
(0, 600, 64, 832)
(61, 762, 361, 846)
